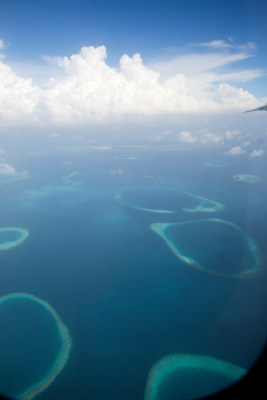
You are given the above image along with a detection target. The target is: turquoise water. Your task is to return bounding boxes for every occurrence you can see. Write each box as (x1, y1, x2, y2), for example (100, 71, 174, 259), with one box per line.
(0, 145, 266, 399)
(0, 230, 21, 243)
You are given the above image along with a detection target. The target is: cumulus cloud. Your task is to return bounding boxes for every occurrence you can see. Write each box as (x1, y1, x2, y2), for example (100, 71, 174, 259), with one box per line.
(149, 135, 165, 142)
(200, 133, 223, 144)
(0, 62, 41, 124)
(177, 130, 223, 145)
(241, 140, 251, 147)
(0, 162, 16, 175)
(178, 131, 197, 143)
(225, 146, 246, 155)
(250, 149, 264, 158)
(0, 43, 264, 127)
(225, 129, 241, 139)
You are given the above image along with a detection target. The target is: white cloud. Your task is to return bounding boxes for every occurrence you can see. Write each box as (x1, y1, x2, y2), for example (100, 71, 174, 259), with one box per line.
(0, 62, 41, 124)
(225, 146, 246, 155)
(250, 149, 264, 158)
(148, 41, 263, 87)
(178, 131, 197, 143)
(0, 162, 16, 175)
(200, 40, 234, 49)
(149, 135, 164, 142)
(0, 44, 264, 127)
(149, 52, 254, 84)
(199, 39, 256, 51)
(177, 130, 223, 145)
(200, 133, 223, 144)
(225, 129, 241, 139)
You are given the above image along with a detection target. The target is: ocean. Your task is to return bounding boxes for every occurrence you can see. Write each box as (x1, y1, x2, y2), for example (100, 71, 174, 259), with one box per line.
(0, 144, 266, 400)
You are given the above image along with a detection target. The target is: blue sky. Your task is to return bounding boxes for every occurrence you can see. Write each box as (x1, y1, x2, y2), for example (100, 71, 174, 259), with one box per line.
(1, 0, 267, 63)
(0, 0, 266, 133)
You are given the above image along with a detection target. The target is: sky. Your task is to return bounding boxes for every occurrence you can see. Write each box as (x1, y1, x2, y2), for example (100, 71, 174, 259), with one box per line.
(0, 0, 266, 141)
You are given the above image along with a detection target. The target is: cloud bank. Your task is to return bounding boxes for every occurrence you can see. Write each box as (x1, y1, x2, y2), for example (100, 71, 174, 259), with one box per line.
(0, 42, 265, 127)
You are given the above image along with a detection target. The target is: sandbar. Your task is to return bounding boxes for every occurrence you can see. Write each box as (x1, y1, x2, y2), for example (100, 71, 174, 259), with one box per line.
(0, 227, 29, 251)
(134, 206, 176, 214)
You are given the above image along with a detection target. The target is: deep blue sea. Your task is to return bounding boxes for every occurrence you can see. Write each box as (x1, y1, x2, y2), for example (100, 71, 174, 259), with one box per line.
(0, 143, 266, 400)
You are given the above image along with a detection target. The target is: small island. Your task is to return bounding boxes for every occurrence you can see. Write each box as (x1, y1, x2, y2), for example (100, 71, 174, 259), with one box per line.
(232, 174, 262, 183)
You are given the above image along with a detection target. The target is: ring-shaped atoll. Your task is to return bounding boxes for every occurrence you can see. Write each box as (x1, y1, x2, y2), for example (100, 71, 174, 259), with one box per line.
(232, 174, 262, 183)
(0, 293, 72, 400)
(151, 219, 261, 278)
(144, 353, 247, 400)
(0, 227, 29, 251)
(114, 186, 225, 214)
